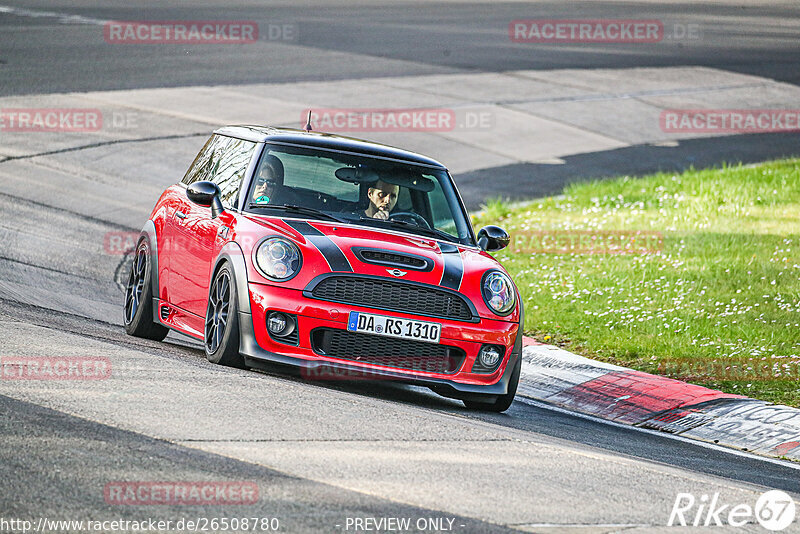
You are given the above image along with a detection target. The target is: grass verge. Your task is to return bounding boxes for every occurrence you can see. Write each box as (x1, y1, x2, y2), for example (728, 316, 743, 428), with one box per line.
(472, 159, 800, 407)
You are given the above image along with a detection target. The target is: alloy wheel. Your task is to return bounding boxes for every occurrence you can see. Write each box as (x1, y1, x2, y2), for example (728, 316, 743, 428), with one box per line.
(124, 246, 147, 324)
(205, 271, 231, 353)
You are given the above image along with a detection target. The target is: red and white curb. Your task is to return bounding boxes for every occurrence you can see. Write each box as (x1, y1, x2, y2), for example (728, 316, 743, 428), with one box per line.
(518, 339, 800, 461)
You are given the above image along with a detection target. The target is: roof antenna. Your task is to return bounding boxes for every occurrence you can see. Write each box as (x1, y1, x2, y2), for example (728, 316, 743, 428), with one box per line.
(303, 110, 313, 132)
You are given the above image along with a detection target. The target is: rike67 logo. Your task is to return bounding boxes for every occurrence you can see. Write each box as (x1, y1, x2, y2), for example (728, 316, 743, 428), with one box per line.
(669, 490, 796, 531)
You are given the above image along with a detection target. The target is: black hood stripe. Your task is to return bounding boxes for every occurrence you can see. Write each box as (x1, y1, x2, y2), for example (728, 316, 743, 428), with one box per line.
(438, 242, 463, 290)
(285, 220, 353, 272)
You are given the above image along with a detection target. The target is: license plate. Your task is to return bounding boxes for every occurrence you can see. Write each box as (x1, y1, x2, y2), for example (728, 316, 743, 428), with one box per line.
(347, 312, 441, 344)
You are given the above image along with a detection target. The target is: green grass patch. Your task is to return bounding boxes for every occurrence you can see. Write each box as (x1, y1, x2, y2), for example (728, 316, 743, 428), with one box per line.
(472, 159, 800, 407)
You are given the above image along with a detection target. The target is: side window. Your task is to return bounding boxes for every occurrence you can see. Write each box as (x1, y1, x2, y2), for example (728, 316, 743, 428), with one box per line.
(394, 187, 413, 211)
(277, 152, 360, 201)
(182, 135, 220, 186)
(210, 137, 257, 208)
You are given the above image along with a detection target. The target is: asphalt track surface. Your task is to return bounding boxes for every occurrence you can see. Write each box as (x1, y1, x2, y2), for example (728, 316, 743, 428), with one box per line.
(1, 1, 800, 532)
(1, 0, 799, 95)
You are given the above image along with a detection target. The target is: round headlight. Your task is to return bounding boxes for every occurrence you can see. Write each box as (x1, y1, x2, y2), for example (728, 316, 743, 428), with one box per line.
(482, 271, 516, 316)
(254, 237, 302, 281)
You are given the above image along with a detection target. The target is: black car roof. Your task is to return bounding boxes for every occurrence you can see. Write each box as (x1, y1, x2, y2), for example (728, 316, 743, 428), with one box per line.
(214, 125, 447, 169)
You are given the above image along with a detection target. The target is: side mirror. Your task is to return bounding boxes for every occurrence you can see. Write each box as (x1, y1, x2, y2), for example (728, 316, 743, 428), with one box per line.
(187, 181, 225, 219)
(477, 225, 510, 252)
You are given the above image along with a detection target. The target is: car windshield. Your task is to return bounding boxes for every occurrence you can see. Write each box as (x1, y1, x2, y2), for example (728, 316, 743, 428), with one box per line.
(245, 143, 474, 245)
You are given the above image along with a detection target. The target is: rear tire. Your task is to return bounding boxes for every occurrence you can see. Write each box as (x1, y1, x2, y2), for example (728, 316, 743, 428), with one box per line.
(204, 264, 245, 369)
(123, 238, 169, 341)
(463, 356, 521, 413)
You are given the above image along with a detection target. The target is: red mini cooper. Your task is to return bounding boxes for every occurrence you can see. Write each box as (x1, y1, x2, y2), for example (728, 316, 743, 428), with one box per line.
(124, 126, 523, 411)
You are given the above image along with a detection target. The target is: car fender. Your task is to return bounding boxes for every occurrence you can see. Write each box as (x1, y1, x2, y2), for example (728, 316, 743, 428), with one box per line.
(137, 220, 163, 324)
(460, 286, 524, 399)
(511, 287, 524, 361)
(212, 241, 251, 314)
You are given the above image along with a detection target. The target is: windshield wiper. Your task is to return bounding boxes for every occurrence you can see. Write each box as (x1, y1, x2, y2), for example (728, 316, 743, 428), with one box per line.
(249, 204, 346, 223)
(358, 217, 458, 243)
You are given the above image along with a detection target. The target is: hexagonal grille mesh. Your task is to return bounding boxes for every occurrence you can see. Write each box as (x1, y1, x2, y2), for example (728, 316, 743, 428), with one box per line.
(311, 328, 465, 374)
(310, 276, 473, 321)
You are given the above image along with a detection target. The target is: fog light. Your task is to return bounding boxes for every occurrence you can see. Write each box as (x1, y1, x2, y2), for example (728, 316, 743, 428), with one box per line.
(267, 311, 297, 343)
(267, 312, 287, 334)
(478, 345, 502, 368)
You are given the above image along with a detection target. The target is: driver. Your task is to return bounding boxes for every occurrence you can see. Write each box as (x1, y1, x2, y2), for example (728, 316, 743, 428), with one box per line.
(251, 155, 285, 205)
(364, 180, 399, 220)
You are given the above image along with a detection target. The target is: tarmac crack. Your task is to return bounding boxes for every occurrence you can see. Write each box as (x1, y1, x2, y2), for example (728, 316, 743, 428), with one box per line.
(0, 255, 100, 282)
(0, 132, 208, 164)
(0, 190, 138, 232)
(0, 298, 207, 364)
(177, 438, 513, 443)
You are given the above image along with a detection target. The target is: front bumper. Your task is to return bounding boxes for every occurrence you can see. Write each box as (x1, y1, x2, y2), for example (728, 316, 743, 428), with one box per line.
(239, 283, 522, 398)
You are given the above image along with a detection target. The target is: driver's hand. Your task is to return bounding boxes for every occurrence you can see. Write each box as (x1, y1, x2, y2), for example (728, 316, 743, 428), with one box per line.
(375, 209, 390, 220)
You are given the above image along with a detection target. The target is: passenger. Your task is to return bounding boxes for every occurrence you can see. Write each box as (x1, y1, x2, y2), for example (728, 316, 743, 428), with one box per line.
(364, 180, 399, 220)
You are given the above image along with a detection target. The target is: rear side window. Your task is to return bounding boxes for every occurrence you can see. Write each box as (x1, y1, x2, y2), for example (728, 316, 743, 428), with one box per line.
(182, 134, 256, 208)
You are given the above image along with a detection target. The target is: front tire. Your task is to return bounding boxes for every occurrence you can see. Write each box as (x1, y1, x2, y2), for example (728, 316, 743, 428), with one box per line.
(123, 238, 169, 341)
(463, 356, 521, 413)
(204, 264, 245, 368)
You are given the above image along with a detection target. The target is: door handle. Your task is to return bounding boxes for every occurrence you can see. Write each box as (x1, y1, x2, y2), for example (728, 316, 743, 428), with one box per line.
(175, 210, 187, 220)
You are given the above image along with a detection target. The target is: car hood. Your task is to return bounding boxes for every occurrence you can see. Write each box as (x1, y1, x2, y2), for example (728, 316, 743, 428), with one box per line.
(241, 215, 512, 300)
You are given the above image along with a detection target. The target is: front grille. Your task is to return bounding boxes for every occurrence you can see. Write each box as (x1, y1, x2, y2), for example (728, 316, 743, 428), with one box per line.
(311, 328, 465, 374)
(357, 249, 430, 270)
(308, 276, 474, 321)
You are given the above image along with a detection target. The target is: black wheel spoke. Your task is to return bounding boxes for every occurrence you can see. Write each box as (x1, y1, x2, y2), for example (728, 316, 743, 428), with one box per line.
(124, 247, 148, 325)
(205, 271, 232, 355)
(214, 323, 222, 349)
(124, 296, 133, 321)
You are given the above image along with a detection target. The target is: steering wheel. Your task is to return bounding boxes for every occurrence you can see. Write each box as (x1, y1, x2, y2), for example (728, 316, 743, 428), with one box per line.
(389, 211, 432, 229)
